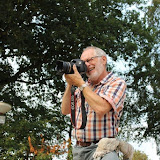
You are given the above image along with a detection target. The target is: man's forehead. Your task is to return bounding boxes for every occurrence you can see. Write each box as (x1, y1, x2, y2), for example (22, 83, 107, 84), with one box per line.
(81, 48, 95, 59)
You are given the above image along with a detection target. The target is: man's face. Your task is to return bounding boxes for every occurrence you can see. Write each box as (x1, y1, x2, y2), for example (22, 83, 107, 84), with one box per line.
(80, 49, 106, 83)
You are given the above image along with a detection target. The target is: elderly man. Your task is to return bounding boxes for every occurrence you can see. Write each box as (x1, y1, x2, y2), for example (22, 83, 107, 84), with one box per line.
(61, 46, 126, 160)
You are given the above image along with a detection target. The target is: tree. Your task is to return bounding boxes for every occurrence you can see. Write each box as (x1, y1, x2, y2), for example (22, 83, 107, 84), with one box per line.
(132, 150, 150, 160)
(0, 0, 159, 159)
(119, 150, 150, 160)
(144, 0, 160, 154)
(119, 0, 160, 155)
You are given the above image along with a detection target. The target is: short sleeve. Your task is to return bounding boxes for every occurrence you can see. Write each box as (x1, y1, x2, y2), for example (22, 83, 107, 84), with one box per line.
(99, 79, 127, 116)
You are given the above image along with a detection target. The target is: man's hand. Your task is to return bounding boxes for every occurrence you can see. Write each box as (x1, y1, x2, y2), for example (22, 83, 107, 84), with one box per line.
(65, 65, 85, 87)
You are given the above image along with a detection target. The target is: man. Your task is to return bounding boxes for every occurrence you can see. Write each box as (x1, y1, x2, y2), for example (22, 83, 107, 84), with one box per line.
(61, 46, 126, 160)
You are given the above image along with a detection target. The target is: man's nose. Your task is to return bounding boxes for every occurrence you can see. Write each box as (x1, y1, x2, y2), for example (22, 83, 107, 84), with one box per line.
(85, 61, 90, 66)
(85, 62, 90, 72)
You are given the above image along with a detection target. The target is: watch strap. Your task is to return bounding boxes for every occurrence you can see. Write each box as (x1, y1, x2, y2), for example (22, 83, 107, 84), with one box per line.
(79, 84, 87, 91)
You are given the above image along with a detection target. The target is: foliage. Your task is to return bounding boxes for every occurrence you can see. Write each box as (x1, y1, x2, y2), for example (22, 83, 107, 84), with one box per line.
(0, 0, 159, 159)
(119, 0, 160, 154)
(144, 0, 160, 154)
(28, 135, 72, 159)
(119, 150, 150, 160)
(132, 150, 150, 160)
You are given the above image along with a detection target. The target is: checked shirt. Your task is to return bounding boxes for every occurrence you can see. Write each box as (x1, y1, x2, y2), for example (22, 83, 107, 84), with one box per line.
(72, 72, 127, 142)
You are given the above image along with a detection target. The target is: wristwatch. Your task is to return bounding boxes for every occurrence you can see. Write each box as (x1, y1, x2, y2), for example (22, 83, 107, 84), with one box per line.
(79, 84, 87, 91)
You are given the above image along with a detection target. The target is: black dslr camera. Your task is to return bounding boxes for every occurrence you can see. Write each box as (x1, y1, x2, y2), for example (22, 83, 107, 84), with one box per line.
(56, 59, 87, 75)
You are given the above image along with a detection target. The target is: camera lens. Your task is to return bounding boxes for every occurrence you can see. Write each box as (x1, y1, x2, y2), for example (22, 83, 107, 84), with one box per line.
(56, 61, 72, 74)
(56, 59, 86, 75)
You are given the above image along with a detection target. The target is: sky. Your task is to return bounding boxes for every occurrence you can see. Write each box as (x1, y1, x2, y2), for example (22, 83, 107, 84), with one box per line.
(130, 139, 159, 160)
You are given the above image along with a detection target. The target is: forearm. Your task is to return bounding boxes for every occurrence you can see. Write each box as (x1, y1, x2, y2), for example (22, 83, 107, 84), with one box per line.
(82, 86, 112, 116)
(61, 84, 72, 115)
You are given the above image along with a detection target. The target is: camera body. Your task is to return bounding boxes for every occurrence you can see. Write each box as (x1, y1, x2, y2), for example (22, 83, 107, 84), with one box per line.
(56, 59, 87, 75)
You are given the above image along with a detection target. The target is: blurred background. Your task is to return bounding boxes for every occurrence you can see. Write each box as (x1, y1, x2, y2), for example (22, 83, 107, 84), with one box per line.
(0, 0, 159, 159)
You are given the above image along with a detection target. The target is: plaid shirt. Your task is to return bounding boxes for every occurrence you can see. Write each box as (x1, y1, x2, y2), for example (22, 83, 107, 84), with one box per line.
(72, 72, 127, 142)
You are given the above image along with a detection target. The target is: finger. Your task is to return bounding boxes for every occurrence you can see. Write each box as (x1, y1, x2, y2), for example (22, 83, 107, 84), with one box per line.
(73, 64, 78, 73)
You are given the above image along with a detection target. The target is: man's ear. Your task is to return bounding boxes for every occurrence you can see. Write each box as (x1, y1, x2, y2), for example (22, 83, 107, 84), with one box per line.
(102, 56, 107, 65)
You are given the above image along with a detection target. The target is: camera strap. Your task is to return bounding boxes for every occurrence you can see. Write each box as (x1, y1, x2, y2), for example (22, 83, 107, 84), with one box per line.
(70, 86, 87, 129)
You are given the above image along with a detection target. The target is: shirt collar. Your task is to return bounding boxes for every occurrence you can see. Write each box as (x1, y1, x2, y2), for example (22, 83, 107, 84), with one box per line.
(87, 72, 113, 86)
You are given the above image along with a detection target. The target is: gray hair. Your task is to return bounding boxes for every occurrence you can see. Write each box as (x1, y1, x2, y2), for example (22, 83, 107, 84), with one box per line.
(83, 46, 107, 57)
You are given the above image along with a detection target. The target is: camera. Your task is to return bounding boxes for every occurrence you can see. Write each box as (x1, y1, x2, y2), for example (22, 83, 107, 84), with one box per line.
(56, 59, 87, 75)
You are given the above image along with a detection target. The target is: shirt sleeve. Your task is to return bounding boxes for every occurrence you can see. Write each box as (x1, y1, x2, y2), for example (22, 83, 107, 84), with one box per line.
(99, 78, 127, 116)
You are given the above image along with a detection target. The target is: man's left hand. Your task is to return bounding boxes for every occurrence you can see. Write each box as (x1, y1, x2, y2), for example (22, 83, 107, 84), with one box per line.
(65, 65, 85, 87)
